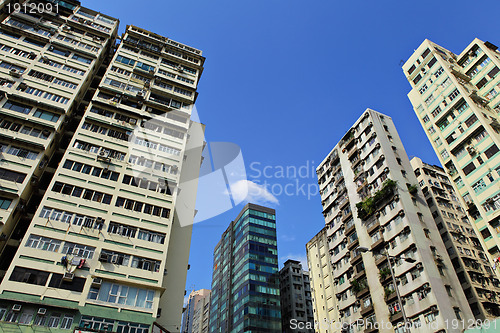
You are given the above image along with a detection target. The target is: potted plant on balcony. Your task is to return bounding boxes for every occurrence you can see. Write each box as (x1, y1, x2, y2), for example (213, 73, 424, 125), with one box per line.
(379, 267, 391, 281)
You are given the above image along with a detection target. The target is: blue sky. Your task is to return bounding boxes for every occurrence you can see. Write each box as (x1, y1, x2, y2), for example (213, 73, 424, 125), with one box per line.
(85, 0, 500, 292)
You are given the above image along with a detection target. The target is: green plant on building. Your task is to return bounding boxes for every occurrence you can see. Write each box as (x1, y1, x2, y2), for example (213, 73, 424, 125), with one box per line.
(356, 179, 397, 220)
(384, 286, 394, 299)
(350, 278, 367, 294)
(407, 184, 418, 195)
(379, 267, 391, 281)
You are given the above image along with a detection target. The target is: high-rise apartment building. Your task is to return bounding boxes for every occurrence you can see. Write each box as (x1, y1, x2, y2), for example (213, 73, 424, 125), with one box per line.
(306, 227, 337, 332)
(0, 1, 206, 332)
(410, 157, 500, 319)
(403, 39, 500, 259)
(182, 289, 211, 333)
(315, 109, 473, 332)
(0, 0, 118, 275)
(279, 259, 314, 333)
(208, 203, 281, 333)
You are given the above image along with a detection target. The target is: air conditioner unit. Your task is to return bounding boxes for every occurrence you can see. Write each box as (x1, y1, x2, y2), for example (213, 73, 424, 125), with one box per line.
(98, 253, 109, 262)
(12, 304, 22, 312)
(63, 272, 74, 281)
(96, 217, 104, 224)
(430, 305, 438, 312)
(42, 56, 50, 63)
(136, 91, 145, 98)
(416, 263, 422, 269)
(129, 118, 137, 125)
(110, 254, 119, 264)
(9, 69, 21, 77)
(99, 149, 109, 157)
(146, 107, 153, 112)
(91, 278, 102, 287)
(37, 308, 47, 315)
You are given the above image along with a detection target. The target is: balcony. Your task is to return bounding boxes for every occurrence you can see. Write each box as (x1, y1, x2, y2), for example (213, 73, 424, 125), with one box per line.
(360, 304, 374, 317)
(375, 254, 388, 266)
(342, 211, 353, 223)
(367, 221, 380, 234)
(371, 237, 384, 251)
(390, 311, 404, 323)
(356, 179, 397, 221)
(345, 221, 356, 235)
(356, 179, 368, 193)
(351, 252, 363, 265)
(348, 146, 359, 160)
(348, 238, 359, 251)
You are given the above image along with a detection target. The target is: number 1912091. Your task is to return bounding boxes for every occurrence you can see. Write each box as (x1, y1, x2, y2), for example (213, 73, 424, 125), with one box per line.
(444, 319, 496, 330)
(6, 2, 59, 14)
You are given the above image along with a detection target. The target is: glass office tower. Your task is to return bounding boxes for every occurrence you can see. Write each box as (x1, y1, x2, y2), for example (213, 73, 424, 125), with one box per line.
(208, 203, 281, 333)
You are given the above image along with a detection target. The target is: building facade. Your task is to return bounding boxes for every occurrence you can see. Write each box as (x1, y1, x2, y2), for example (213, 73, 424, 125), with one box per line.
(182, 289, 211, 333)
(0, 0, 118, 276)
(279, 259, 314, 333)
(315, 109, 473, 332)
(411, 157, 500, 319)
(208, 203, 281, 333)
(0, 1, 206, 332)
(403, 39, 500, 259)
(306, 227, 337, 333)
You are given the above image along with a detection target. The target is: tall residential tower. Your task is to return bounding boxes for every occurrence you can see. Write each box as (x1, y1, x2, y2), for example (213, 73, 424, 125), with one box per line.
(403, 39, 500, 260)
(411, 157, 500, 319)
(0, 2, 206, 332)
(315, 109, 473, 332)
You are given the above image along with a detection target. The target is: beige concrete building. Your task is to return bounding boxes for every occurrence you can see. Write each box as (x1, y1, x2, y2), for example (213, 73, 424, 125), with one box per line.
(403, 39, 500, 259)
(0, 2, 206, 332)
(182, 289, 210, 333)
(0, 0, 118, 277)
(314, 109, 473, 332)
(411, 156, 500, 319)
(306, 227, 337, 332)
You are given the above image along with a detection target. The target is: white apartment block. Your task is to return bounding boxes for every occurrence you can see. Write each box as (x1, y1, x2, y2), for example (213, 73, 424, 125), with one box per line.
(0, 2, 206, 332)
(403, 39, 500, 260)
(315, 109, 473, 332)
(411, 156, 500, 319)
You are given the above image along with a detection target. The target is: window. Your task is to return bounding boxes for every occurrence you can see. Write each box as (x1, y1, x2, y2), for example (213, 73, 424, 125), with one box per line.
(72, 54, 92, 64)
(116, 55, 135, 66)
(9, 266, 49, 286)
(462, 162, 476, 176)
(89, 282, 155, 309)
(424, 94, 435, 105)
(465, 114, 478, 128)
(448, 89, 459, 101)
(60, 315, 74, 329)
(25, 235, 61, 252)
(485, 145, 499, 159)
(18, 310, 34, 325)
(33, 109, 60, 122)
(472, 179, 486, 193)
(3, 101, 31, 114)
(47, 314, 61, 328)
(62, 242, 95, 259)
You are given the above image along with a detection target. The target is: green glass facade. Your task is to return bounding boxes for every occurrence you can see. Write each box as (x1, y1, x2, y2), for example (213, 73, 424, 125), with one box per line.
(208, 203, 281, 333)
